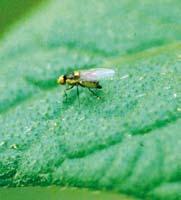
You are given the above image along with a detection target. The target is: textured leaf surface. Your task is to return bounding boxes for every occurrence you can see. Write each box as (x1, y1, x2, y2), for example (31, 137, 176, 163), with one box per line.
(0, 0, 181, 199)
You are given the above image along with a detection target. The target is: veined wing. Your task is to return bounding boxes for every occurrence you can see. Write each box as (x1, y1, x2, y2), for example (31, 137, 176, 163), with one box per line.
(79, 68, 115, 81)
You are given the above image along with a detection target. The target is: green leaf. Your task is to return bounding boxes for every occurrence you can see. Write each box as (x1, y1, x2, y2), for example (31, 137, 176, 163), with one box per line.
(0, 186, 138, 200)
(0, 0, 44, 38)
(0, 0, 181, 199)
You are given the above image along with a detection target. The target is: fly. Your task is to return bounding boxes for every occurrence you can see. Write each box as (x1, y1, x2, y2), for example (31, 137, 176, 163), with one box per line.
(57, 68, 115, 103)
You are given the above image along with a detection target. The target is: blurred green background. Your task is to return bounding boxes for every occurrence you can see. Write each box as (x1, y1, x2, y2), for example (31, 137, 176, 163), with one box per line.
(0, 0, 43, 38)
(0, 186, 137, 200)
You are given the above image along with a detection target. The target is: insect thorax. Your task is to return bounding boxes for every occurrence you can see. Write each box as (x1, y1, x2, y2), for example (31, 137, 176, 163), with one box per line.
(73, 71, 80, 79)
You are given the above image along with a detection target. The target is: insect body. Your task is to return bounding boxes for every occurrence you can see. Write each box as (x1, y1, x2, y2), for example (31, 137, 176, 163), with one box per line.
(57, 68, 115, 100)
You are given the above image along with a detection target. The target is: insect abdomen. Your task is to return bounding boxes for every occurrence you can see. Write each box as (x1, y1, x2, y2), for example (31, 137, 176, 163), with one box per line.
(80, 81, 102, 89)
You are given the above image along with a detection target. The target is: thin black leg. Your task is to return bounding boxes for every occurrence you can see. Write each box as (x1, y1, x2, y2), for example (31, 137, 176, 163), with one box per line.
(64, 85, 74, 100)
(88, 88, 100, 98)
(76, 85, 80, 106)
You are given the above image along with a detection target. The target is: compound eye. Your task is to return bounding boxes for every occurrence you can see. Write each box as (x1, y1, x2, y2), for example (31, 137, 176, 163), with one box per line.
(57, 76, 65, 84)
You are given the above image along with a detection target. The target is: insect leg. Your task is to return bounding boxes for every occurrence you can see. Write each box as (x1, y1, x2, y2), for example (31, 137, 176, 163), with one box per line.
(76, 85, 80, 106)
(64, 85, 74, 99)
(88, 88, 101, 98)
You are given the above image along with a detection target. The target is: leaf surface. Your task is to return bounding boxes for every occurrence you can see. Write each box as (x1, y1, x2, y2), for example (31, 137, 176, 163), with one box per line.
(0, 0, 181, 199)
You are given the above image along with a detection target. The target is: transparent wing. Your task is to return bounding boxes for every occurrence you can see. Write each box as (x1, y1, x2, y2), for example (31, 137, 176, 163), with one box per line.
(79, 68, 115, 81)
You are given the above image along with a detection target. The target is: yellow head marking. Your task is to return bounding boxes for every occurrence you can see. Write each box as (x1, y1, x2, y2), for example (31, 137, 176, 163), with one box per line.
(57, 75, 65, 85)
